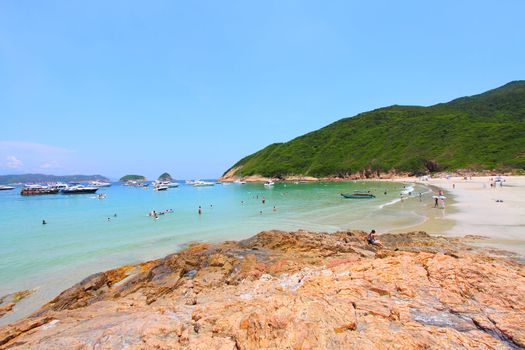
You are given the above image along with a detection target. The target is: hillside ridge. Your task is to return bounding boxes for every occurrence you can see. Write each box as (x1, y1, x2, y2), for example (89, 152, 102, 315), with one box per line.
(222, 81, 525, 180)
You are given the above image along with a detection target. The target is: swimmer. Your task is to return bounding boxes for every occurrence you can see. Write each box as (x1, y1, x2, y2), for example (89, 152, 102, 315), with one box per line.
(198, 206, 202, 215)
(42, 219, 47, 225)
(273, 206, 276, 212)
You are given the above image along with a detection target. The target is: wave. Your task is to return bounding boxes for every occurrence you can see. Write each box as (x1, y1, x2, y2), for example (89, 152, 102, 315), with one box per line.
(378, 198, 402, 209)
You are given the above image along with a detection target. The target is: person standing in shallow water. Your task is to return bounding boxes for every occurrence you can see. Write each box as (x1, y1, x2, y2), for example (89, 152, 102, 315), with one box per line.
(198, 206, 202, 215)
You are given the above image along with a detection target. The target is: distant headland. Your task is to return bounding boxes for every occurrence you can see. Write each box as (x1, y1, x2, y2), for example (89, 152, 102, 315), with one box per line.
(0, 174, 109, 185)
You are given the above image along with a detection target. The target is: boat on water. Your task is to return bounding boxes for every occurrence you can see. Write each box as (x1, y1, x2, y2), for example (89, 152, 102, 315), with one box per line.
(0, 185, 15, 191)
(153, 180, 179, 188)
(340, 191, 376, 199)
(154, 185, 168, 191)
(234, 180, 246, 184)
(61, 185, 98, 194)
(90, 180, 112, 187)
(193, 180, 215, 187)
(125, 180, 149, 187)
(264, 181, 275, 187)
(21, 185, 60, 196)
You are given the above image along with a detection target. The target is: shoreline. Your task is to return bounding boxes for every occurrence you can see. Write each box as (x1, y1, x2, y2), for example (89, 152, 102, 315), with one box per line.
(381, 176, 525, 256)
(1, 177, 523, 328)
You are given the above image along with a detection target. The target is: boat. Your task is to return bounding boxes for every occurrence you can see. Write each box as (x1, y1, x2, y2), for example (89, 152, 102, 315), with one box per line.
(154, 185, 168, 191)
(0, 185, 15, 191)
(153, 180, 179, 188)
(340, 191, 375, 199)
(51, 182, 68, 189)
(90, 180, 111, 187)
(234, 180, 246, 184)
(193, 180, 215, 187)
(20, 184, 60, 196)
(61, 185, 98, 194)
(264, 181, 275, 187)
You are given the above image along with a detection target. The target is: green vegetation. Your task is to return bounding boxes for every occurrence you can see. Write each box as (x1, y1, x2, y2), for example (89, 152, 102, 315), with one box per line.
(119, 174, 146, 182)
(225, 81, 525, 177)
(0, 174, 109, 185)
(157, 172, 173, 181)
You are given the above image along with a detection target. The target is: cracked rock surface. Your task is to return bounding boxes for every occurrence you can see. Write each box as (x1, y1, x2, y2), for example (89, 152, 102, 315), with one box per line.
(0, 230, 524, 349)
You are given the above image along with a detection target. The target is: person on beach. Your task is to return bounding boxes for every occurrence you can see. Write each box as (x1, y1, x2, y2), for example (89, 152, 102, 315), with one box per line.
(367, 230, 383, 248)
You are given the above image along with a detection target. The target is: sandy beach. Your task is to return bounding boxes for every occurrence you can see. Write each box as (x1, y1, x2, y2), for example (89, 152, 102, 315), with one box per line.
(395, 175, 525, 255)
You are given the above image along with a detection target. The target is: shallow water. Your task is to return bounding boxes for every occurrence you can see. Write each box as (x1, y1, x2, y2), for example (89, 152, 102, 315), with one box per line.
(0, 180, 432, 324)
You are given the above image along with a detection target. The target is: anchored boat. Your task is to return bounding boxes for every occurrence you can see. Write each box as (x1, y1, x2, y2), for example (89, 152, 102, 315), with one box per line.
(61, 185, 98, 194)
(340, 191, 375, 199)
(21, 185, 60, 196)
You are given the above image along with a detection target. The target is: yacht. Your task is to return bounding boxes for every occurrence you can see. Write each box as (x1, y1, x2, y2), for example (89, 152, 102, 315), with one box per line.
(0, 185, 15, 191)
(61, 185, 98, 194)
(153, 180, 179, 188)
(90, 180, 111, 187)
(154, 185, 168, 191)
(193, 180, 215, 187)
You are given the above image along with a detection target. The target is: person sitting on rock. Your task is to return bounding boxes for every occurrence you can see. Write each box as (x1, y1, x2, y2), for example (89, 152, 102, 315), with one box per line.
(367, 230, 383, 248)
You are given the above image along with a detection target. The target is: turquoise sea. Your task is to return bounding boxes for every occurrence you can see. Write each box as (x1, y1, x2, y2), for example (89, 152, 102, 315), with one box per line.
(0, 180, 432, 324)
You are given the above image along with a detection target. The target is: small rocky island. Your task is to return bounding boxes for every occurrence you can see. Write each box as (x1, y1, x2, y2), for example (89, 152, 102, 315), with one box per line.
(119, 174, 147, 182)
(157, 172, 173, 181)
(0, 230, 523, 349)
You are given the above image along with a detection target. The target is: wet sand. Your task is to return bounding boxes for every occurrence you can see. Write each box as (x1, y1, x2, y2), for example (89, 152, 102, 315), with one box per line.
(391, 176, 525, 255)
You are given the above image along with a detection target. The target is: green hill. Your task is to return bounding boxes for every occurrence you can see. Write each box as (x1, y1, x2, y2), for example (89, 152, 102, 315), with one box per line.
(119, 174, 147, 182)
(158, 172, 173, 181)
(224, 81, 525, 178)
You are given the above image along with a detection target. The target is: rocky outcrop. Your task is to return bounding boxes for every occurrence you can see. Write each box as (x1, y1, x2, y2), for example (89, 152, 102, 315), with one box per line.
(1, 230, 524, 349)
(0, 290, 35, 318)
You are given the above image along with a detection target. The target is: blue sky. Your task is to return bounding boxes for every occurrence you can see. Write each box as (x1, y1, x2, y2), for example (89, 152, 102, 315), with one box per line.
(0, 0, 523, 179)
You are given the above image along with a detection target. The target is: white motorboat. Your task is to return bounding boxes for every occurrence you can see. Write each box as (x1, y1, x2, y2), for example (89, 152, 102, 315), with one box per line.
(234, 180, 246, 184)
(264, 181, 275, 187)
(90, 180, 111, 187)
(154, 185, 168, 191)
(153, 180, 179, 188)
(193, 180, 215, 187)
(0, 185, 15, 190)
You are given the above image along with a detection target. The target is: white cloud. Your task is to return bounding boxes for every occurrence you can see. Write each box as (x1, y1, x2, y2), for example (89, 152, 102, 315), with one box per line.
(6, 155, 23, 169)
(0, 141, 73, 173)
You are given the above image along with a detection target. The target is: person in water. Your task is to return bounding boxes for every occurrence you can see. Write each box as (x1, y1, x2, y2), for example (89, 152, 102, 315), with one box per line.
(198, 206, 202, 215)
(367, 230, 383, 248)
(42, 219, 47, 225)
(434, 197, 439, 208)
